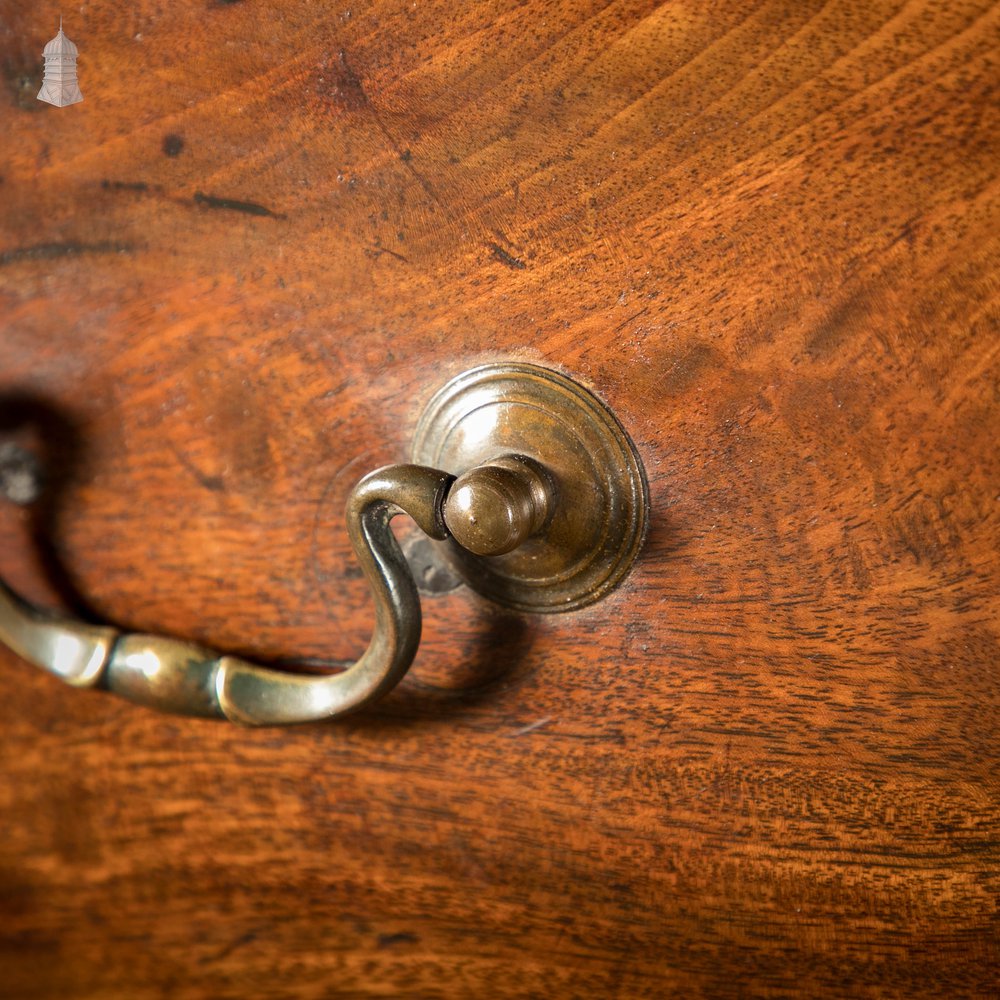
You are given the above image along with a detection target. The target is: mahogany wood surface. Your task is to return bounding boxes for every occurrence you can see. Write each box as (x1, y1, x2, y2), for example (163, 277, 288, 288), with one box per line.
(1, 1, 998, 996)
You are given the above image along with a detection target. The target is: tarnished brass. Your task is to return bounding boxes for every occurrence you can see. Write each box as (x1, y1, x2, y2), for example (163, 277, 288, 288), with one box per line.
(0, 363, 647, 725)
(442, 455, 554, 557)
(0, 464, 455, 725)
(413, 363, 648, 612)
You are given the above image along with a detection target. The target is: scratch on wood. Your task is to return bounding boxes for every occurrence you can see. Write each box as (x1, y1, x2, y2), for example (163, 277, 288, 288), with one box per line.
(331, 49, 442, 208)
(170, 443, 225, 494)
(488, 242, 527, 270)
(613, 306, 650, 333)
(364, 246, 410, 264)
(511, 717, 553, 737)
(203, 930, 258, 964)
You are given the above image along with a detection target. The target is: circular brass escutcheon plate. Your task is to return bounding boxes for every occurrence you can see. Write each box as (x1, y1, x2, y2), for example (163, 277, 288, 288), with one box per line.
(412, 363, 648, 612)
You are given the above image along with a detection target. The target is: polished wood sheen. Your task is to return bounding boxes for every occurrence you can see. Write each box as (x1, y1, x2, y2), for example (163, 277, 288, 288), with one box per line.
(0, 0, 998, 996)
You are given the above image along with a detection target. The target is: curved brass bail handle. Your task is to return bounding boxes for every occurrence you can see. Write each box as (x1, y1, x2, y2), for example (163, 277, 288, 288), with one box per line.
(0, 453, 558, 725)
(0, 463, 482, 726)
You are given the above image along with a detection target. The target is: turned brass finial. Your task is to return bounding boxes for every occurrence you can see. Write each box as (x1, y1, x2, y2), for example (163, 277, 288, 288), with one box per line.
(442, 455, 553, 557)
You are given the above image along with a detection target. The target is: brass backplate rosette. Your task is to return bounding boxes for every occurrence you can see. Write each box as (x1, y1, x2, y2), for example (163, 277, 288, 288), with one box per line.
(413, 363, 648, 612)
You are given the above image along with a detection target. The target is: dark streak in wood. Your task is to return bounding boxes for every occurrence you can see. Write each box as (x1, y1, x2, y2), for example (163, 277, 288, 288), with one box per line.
(376, 932, 420, 949)
(487, 242, 527, 270)
(101, 180, 151, 193)
(162, 134, 185, 157)
(0, 242, 133, 265)
(193, 191, 282, 217)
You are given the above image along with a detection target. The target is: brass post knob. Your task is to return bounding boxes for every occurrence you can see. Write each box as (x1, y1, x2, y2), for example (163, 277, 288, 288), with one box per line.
(442, 455, 553, 557)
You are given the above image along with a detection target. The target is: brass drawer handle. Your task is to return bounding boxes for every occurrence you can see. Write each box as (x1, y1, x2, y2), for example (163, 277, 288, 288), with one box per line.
(0, 363, 647, 725)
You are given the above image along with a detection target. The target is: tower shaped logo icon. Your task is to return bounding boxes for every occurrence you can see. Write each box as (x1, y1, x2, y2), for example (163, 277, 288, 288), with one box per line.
(37, 18, 83, 107)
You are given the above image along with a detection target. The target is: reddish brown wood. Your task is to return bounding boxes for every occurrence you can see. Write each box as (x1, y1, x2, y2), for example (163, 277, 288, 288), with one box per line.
(1, 1, 998, 996)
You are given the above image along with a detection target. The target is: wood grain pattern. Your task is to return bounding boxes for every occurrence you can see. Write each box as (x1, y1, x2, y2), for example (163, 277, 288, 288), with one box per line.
(1, 0, 998, 996)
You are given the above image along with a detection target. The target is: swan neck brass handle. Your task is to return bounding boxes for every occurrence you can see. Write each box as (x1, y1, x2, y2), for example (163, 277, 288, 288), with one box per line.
(0, 459, 552, 725)
(0, 363, 648, 726)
